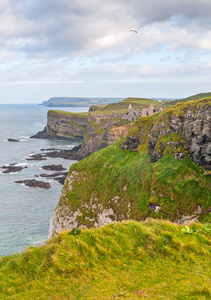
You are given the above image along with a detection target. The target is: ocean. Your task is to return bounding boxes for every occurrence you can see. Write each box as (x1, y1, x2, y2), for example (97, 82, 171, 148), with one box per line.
(0, 104, 89, 256)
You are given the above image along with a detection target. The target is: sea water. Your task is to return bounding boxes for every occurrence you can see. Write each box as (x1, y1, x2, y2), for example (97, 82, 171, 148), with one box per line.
(0, 104, 89, 256)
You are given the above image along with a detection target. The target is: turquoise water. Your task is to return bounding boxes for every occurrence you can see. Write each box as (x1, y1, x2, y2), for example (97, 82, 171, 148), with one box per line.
(0, 104, 88, 256)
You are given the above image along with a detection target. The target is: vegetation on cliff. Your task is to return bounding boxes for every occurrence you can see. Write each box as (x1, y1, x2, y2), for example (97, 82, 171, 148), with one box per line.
(89, 97, 160, 114)
(162, 92, 211, 107)
(0, 219, 211, 299)
(31, 110, 88, 141)
(49, 98, 211, 236)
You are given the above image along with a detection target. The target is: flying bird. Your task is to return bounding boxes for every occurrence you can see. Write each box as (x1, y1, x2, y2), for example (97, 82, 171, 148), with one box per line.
(129, 26, 142, 33)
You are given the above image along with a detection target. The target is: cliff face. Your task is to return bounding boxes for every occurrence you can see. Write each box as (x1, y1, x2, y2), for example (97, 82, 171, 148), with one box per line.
(31, 110, 88, 141)
(32, 110, 132, 159)
(122, 99, 211, 170)
(48, 98, 211, 238)
(76, 119, 132, 158)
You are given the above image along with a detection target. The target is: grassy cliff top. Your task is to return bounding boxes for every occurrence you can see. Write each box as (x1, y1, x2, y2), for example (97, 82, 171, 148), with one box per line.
(48, 110, 88, 118)
(1, 219, 211, 299)
(89, 97, 160, 114)
(181, 92, 211, 102)
(121, 97, 159, 105)
(57, 97, 211, 230)
(162, 92, 211, 107)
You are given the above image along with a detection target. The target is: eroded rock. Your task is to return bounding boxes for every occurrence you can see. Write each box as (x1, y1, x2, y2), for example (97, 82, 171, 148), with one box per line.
(14, 179, 51, 189)
(122, 101, 211, 170)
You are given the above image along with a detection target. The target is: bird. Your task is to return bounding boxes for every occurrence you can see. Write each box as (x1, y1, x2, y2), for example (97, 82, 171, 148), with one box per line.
(129, 25, 142, 33)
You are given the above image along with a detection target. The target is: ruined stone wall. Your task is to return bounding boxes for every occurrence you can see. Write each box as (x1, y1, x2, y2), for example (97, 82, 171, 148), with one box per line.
(88, 104, 162, 123)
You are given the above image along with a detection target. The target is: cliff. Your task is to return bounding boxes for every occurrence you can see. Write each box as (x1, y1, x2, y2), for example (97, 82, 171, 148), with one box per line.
(32, 110, 132, 159)
(49, 98, 211, 238)
(75, 118, 132, 158)
(31, 110, 88, 141)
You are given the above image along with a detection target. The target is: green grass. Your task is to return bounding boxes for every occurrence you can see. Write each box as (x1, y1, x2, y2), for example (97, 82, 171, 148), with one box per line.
(59, 98, 211, 225)
(163, 92, 211, 107)
(49, 110, 88, 118)
(90, 97, 160, 114)
(121, 97, 159, 105)
(0, 219, 211, 299)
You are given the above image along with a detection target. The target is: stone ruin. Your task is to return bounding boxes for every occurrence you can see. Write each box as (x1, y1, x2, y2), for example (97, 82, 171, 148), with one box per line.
(88, 103, 163, 124)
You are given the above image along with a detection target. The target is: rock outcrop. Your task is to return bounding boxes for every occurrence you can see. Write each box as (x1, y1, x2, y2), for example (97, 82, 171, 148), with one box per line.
(41, 164, 66, 171)
(75, 119, 132, 158)
(15, 179, 51, 189)
(1, 164, 27, 174)
(32, 110, 133, 160)
(48, 98, 211, 238)
(121, 99, 211, 170)
(7, 139, 20, 142)
(31, 110, 88, 141)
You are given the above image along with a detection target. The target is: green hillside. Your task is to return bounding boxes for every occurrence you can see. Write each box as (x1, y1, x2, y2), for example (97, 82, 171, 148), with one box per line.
(181, 92, 211, 102)
(89, 97, 159, 114)
(55, 98, 211, 230)
(0, 220, 211, 299)
(163, 92, 211, 107)
(42, 97, 124, 107)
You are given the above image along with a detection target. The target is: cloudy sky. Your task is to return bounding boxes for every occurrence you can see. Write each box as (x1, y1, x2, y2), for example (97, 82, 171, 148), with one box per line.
(0, 0, 211, 103)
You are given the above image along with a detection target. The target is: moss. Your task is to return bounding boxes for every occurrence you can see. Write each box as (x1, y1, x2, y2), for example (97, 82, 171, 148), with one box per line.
(60, 98, 211, 225)
(66, 192, 81, 210)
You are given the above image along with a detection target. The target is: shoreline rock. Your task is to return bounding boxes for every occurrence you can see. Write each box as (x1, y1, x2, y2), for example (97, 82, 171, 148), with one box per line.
(1, 164, 27, 174)
(26, 154, 47, 161)
(41, 164, 66, 171)
(7, 139, 20, 142)
(14, 179, 51, 189)
(35, 171, 68, 185)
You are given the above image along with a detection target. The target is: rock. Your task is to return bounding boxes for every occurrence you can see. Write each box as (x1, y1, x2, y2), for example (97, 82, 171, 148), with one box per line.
(26, 154, 47, 161)
(32, 109, 132, 160)
(121, 136, 140, 151)
(76, 121, 132, 159)
(174, 214, 199, 224)
(14, 179, 51, 189)
(148, 203, 161, 213)
(121, 100, 211, 170)
(43, 144, 84, 160)
(40, 148, 58, 151)
(1, 164, 27, 174)
(53, 176, 67, 185)
(42, 164, 66, 171)
(31, 110, 88, 141)
(174, 152, 185, 159)
(7, 139, 20, 142)
(35, 172, 68, 185)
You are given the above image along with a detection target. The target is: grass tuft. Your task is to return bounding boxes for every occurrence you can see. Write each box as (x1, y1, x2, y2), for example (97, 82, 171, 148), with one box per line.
(0, 220, 210, 299)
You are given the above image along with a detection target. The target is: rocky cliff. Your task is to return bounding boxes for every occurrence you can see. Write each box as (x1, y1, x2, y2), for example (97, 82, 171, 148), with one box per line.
(31, 110, 88, 141)
(75, 119, 132, 158)
(48, 98, 211, 238)
(32, 110, 132, 159)
(122, 98, 211, 170)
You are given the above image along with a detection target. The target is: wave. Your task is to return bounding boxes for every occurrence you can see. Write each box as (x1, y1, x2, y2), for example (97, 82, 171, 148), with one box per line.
(27, 236, 46, 246)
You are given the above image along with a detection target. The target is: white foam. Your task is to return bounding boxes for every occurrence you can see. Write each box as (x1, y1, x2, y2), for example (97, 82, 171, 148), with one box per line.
(27, 237, 46, 246)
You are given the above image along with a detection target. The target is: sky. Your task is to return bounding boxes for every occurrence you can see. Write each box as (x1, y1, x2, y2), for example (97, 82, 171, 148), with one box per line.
(0, 0, 211, 103)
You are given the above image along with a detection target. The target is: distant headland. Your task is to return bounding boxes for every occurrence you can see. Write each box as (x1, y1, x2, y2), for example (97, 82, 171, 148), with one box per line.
(41, 97, 124, 107)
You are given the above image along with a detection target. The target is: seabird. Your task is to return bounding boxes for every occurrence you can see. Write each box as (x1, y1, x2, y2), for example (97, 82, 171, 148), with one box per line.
(129, 29, 138, 33)
(129, 26, 142, 33)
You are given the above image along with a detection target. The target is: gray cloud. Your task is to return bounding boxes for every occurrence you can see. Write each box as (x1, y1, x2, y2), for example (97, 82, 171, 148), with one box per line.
(0, 0, 211, 56)
(0, 0, 211, 102)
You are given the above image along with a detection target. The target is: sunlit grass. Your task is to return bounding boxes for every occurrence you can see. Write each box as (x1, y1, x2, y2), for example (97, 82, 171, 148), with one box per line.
(0, 219, 210, 299)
